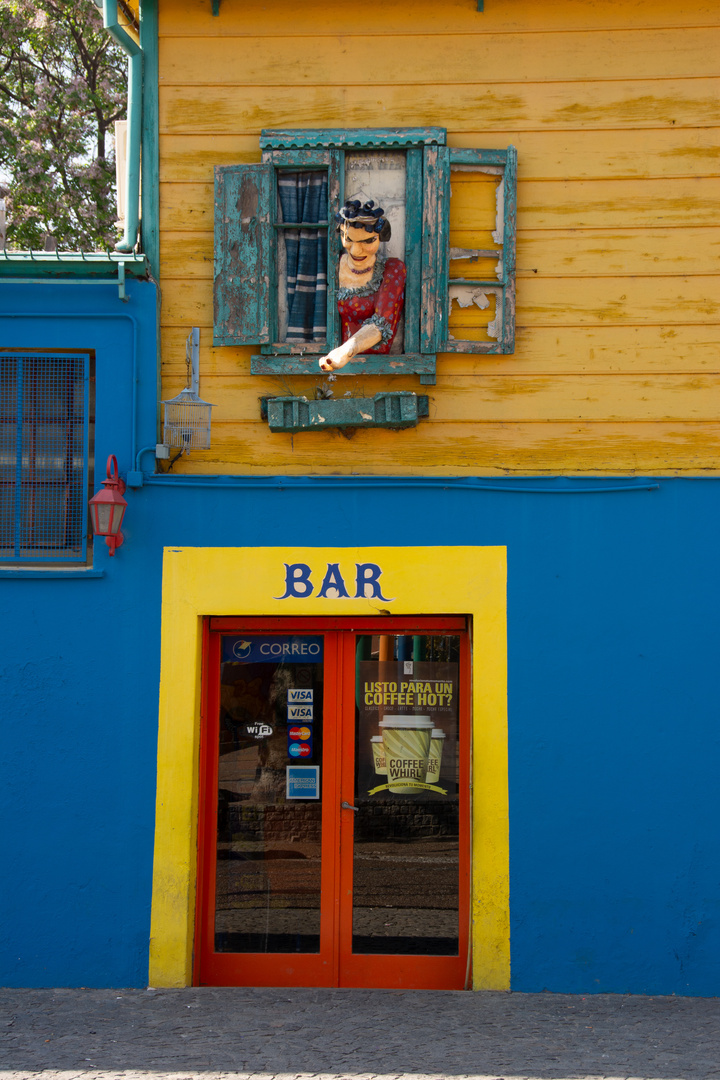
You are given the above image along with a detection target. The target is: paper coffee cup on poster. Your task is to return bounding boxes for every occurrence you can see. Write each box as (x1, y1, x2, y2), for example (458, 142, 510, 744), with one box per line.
(380, 715, 434, 794)
(425, 728, 446, 784)
(371, 735, 387, 775)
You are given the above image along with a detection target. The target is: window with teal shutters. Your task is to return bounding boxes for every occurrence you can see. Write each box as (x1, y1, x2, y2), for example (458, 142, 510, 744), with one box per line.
(213, 129, 517, 383)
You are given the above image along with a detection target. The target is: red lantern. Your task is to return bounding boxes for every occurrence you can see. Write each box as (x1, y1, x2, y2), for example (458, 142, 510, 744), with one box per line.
(88, 455, 127, 556)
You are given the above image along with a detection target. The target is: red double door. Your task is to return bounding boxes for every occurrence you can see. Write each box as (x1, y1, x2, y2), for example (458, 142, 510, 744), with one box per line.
(196, 616, 470, 989)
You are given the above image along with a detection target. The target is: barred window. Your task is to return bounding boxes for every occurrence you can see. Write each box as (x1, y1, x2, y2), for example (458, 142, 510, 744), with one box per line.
(0, 352, 91, 564)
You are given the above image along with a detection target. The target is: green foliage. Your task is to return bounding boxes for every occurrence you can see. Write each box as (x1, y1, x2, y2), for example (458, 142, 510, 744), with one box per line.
(0, 0, 127, 251)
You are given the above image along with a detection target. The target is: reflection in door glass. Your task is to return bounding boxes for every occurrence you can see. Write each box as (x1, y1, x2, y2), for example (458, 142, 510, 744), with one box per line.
(214, 635, 323, 953)
(354, 634, 460, 955)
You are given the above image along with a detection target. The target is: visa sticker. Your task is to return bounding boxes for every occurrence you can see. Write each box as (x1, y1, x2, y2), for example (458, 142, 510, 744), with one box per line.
(288, 689, 313, 702)
(288, 704, 314, 721)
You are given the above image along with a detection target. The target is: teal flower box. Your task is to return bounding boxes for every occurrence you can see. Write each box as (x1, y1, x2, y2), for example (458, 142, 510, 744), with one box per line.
(262, 392, 429, 433)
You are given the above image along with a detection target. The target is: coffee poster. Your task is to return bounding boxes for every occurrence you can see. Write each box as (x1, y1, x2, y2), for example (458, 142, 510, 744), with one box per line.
(357, 661, 459, 799)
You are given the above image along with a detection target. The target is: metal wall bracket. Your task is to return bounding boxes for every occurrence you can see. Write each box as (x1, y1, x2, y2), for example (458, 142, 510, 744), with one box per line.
(186, 326, 200, 393)
(262, 392, 429, 433)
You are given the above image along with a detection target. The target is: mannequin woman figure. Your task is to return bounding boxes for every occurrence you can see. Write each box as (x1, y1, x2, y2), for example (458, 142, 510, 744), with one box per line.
(319, 199, 406, 372)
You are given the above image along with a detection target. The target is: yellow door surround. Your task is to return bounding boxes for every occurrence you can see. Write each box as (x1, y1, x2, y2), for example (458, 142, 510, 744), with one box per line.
(149, 545, 508, 989)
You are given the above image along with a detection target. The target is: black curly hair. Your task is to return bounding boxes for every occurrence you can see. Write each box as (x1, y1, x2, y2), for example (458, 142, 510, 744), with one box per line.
(335, 198, 392, 242)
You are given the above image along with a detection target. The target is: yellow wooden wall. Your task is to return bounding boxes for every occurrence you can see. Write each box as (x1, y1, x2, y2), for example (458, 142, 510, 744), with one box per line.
(157, 0, 719, 475)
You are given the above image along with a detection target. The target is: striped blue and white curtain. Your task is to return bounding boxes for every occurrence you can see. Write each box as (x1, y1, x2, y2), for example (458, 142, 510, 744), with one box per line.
(278, 171, 328, 342)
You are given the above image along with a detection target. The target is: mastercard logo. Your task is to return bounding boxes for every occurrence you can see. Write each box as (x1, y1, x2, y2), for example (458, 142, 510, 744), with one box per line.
(288, 726, 312, 741)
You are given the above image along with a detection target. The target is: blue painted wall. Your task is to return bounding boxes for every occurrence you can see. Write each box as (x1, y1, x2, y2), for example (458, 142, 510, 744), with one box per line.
(1, 285, 719, 992)
(0, 280, 160, 987)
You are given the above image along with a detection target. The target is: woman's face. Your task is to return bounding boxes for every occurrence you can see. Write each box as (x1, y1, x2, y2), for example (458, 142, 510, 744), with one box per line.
(341, 223, 380, 270)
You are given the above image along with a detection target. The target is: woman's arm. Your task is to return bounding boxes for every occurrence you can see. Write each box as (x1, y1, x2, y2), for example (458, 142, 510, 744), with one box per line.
(318, 322, 382, 372)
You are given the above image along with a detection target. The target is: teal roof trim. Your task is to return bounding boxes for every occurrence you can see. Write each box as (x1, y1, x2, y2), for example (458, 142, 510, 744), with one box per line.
(0, 252, 150, 278)
(260, 128, 447, 150)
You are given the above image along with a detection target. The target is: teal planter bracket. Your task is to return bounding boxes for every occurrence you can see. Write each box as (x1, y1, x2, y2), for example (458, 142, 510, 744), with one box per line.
(261, 392, 429, 433)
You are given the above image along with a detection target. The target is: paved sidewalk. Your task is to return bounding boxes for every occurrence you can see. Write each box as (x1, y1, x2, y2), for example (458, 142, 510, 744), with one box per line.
(1, 987, 719, 1080)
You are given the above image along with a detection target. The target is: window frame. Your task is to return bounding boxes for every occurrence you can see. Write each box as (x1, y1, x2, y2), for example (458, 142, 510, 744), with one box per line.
(213, 128, 516, 384)
(0, 349, 92, 566)
(427, 146, 518, 356)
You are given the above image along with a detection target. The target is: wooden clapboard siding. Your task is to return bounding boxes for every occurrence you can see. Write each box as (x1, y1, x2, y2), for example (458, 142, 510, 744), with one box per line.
(161, 373, 720, 424)
(160, 130, 720, 183)
(159, 81, 719, 135)
(159, 0, 719, 37)
(161, 325, 720, 377)
(157, 0, 720, 475)
(159, 28, 720, 85)
(149, 421, 720, 476)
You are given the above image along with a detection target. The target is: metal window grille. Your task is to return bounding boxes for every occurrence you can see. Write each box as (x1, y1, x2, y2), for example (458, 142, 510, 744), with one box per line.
(0, 352, 90, 563)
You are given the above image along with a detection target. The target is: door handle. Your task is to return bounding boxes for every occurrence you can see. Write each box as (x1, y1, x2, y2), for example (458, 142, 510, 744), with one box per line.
(341, 800, 359, 812)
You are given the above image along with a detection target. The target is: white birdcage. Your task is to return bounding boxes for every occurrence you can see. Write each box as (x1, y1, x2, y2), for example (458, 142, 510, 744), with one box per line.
(162, 387, 214, 450)
(161, 328, 214, 451)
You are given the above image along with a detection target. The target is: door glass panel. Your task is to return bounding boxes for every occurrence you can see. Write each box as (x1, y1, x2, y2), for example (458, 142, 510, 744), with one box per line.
(353, 634, 461, 955)
(215, 634, 324, 953)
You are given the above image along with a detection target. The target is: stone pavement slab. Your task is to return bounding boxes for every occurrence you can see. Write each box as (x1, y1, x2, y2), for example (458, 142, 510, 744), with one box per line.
(0, 988, 718, 1080)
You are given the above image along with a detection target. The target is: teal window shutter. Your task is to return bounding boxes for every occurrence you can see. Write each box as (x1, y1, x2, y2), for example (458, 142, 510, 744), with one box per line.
(403, 147, 424, 354)
(214, 163, 272, 346)
(434, 146, 517, 355)
(420, 144, 448, 355)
